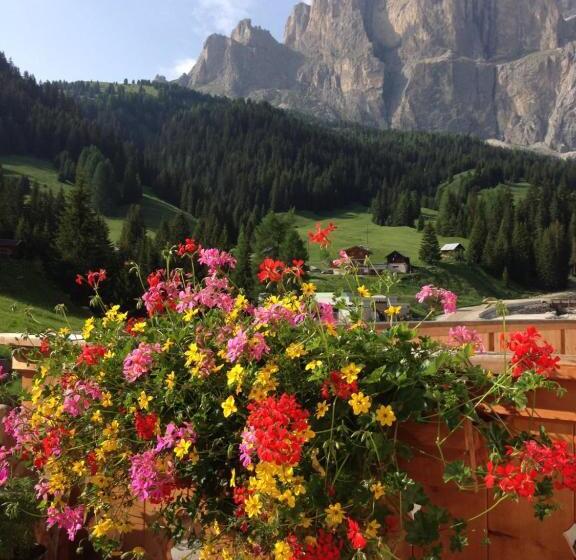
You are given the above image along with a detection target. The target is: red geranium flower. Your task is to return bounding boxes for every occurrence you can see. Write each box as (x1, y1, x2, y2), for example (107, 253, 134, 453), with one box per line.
(347, 518, 367, 550)
(247, 394, 310, 466)
(506, 327, 559, 378)
(307, 222, 336, 248)
(257, 258, 287, 284)
(177, 238, 198, 257)
(76, 269, 107, 288)
(321, 372, 358, 400)
(76, 344, 107, 367)
(135, 412, 159, 440)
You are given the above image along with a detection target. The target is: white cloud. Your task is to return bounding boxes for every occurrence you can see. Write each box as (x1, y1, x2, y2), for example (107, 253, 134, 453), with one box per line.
(159, 57, 197, 80)
(190, 0, 256, 35)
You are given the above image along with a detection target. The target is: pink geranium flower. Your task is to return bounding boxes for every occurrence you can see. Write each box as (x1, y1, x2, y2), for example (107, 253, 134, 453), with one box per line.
(416, 285, 458, 315)
(449, 326, 485, 352)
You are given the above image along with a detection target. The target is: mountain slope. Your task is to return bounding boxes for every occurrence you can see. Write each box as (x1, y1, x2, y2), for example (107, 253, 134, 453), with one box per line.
(183, 0, 576, 152)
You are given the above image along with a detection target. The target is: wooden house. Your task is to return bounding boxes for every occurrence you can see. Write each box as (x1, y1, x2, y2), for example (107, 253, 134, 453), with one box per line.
(0, 239, 21, 258)
(440, 243, 465, 261)
(344, 246, 372, 264)
(386, 251, 411, 273)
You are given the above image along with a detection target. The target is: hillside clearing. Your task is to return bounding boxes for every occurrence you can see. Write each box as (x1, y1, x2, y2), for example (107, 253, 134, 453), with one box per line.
(0, 155, 191, 241)
(0, 260, 87, 332)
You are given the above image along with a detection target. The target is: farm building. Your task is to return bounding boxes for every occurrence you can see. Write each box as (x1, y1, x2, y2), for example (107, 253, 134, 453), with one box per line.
(440, 242, 465, 261)
(344, 246, 372, 264)
(314, 292, 410, 322)
(0, 239, 21, 257)
(386, 251, 411, 273)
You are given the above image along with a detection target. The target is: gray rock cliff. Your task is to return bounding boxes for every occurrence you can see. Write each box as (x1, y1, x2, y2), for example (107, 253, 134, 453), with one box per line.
(183, 0, 576, 151)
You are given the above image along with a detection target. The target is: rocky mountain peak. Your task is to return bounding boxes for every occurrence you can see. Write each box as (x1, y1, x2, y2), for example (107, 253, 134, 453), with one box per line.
(183, 0, 576, 152)
(284, 3, 311, 49)
(231, 18, 277, 48)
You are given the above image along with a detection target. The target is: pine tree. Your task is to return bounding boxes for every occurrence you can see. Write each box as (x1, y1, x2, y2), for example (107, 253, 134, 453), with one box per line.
(279, 229, 308, 265)
(119, 205, 147, 258)
(55, 187, 114, 283)
(232, 226, 254, 296)
(122, 158, 142, 203)
(417, 214, 425, 232)
(91, 159, 116, 215)
(419, 223, 441, 264)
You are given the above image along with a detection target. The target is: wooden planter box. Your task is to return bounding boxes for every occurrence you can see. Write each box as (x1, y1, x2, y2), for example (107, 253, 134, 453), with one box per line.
(4, 329, 576, 559)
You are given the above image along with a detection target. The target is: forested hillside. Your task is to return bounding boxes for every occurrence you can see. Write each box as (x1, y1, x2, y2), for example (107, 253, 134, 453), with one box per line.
(2, 50, 576, 310)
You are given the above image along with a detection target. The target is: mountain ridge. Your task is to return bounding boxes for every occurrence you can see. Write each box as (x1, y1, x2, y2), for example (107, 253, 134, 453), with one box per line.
(180, 0, 576, 152)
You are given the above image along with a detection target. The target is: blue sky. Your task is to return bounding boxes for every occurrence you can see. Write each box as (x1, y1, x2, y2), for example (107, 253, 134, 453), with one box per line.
(1, 0, 306, 82)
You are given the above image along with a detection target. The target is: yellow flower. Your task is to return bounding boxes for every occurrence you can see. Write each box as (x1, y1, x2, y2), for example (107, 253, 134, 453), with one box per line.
(137, 391, 152, 410)
(341, 362, 363, 384)
(371, 482, 386, 500)
(357, 285, 371, 298)
(162, 339, 174, 352)
(301, 282, 317, 296)
(376, 405, 396, 427)
(230, 468, 236, 488)
(174, 439, 192, 460)
(189, 448, 200, 464)
(131, 321, 147, 333)
(365, 519, 381, 539)
(72, 460, 87, 477)
(59, 327, 70, 337)
(385, 305, 402, 317)
(183, 308, 199, 322)
(315, 401, 329, 419)
(221, 396, 237, 418)
(244, 494, 262, 518)
(286, 342, 307, 359)
(349, 392, 372, 415)
(91, 410, 103, 424)
(274, 541, 293, 560)
(104, 350, 115, 360)
(103, 305, 127, 327)
(92, 518, 114, 538)
(325, 503, 345, 527)
(325, 322, 337, 336)
(299, 515, 313, 529)
(185, 343, 203, 368)
(101, 392, 113, 408)
(131, 548, 146, 558)
(227, 364, 245, 393)
(82, 317, 95, 340)
(305, 360, 323, 371)
(166, 371, 176, 392)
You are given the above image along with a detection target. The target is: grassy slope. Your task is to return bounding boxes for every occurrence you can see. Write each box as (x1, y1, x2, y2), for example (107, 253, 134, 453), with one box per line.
(0, 260, 86, 332)
(293, 206, 529, 307)
(293, 206, 468, 267)
(0, 156, 189, 332)
(0, 155, 190, 241)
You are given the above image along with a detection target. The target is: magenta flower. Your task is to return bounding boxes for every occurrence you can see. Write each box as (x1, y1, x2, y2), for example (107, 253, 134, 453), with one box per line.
(0, 447, 10, 487)
(198, 248, 237, 275)
(123, 343, 162, 383)
(129, 450, 174, 502)
(63, 380, 102, 417)
(449, 326, 485, 352)
(46, 505, 85, 541)
(155, 422, 197, 453)
(249, 332, 270, 361)
(227, 330, 248, 363)
(0, 365, 8, 382)
(332, 250, 352, 268)
(239, 427, 256, 468)
(416, 285, 458, 315)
